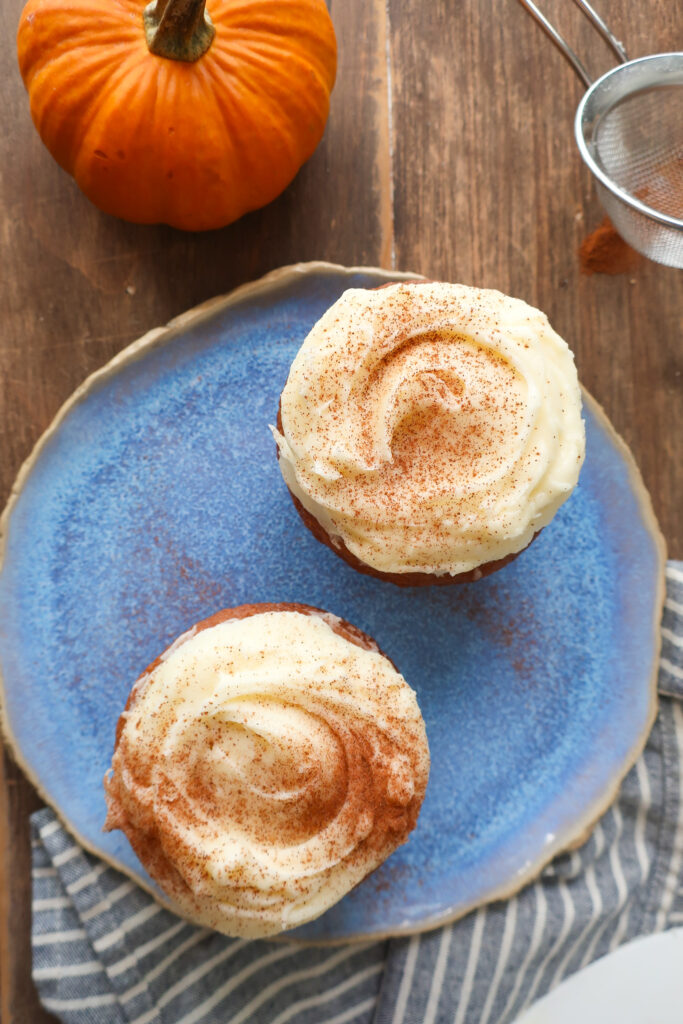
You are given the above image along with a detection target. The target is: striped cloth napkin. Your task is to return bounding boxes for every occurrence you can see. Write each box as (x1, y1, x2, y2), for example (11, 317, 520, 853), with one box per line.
(31, 562, 683, 1024)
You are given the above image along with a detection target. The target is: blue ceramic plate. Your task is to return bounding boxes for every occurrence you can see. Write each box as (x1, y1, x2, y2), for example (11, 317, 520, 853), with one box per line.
(0, 263, 665, 941)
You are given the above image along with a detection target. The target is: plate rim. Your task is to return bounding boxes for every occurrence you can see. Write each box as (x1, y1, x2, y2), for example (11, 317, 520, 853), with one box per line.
(0, 261, 667, 944)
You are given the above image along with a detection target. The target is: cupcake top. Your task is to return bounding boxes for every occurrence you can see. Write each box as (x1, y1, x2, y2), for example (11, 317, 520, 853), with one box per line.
(274, 282, 585, 577)
(104, 604, 429, 938)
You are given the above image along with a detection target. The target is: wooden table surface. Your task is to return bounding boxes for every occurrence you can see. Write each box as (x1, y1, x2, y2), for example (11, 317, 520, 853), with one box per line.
(1, 0, 681, 1019)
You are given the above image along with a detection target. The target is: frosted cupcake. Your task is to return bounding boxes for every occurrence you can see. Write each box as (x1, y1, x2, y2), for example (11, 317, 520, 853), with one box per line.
(274, 282, 585, 585)
(104, 602, 429, 938)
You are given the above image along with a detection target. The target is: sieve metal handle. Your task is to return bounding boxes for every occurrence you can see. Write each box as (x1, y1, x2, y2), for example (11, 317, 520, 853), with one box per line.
(516, 0, 628, 87)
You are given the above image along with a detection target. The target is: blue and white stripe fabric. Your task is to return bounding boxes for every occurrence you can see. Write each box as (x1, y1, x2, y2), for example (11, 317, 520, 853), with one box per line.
(32, 562, 683, 1024)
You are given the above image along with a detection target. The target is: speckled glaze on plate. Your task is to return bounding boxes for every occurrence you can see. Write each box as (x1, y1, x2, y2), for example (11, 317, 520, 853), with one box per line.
(0, 263, 665, 942)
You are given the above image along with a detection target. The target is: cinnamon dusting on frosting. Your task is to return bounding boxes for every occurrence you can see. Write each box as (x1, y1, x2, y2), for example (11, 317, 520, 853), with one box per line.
(104, 603, 429, 937)
(274, 282, 585, 577)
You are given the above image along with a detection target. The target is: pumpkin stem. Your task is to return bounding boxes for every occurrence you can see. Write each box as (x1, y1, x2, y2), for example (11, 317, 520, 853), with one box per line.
(144, 0, 215, 62)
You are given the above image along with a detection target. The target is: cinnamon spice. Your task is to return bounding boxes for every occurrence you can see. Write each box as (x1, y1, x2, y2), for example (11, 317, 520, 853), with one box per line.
(104, 602, 429, 937)
(637, 157, 683, 220)
(275, 282, 583, 584)
(579, 216, 641, 276)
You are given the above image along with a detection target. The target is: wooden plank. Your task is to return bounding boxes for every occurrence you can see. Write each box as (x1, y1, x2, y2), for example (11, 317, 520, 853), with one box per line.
(0, 0, 391, 1017)
(387, 0, 683, 552)
(0, 751, 57, 1024)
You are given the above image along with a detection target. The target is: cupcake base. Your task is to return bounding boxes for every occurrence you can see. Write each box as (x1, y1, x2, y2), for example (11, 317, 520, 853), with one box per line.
(285, 482, 537, 586)
(276, 406, 537, 587)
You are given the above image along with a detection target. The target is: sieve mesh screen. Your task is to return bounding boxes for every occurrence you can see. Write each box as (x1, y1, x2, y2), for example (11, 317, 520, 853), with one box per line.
(593, 85, 683, 219)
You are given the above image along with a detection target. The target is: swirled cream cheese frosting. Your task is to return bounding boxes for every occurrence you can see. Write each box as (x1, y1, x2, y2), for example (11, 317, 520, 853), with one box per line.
(104, 603, 429, 938)
(274, 282, 585, 580)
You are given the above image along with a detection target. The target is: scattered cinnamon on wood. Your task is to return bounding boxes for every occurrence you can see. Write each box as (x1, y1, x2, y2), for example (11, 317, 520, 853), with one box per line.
(579, 216, 641, 276)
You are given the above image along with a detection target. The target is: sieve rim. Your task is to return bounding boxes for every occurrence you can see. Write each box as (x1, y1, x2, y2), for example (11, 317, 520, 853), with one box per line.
(574, 52, 683, 233)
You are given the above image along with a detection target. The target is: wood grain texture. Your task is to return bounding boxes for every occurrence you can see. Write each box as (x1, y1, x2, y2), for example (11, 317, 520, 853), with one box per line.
(0, 0, 681, 1018)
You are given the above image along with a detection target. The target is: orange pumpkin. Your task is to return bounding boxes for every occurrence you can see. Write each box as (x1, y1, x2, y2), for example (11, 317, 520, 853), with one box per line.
(17, 0, 337, 230)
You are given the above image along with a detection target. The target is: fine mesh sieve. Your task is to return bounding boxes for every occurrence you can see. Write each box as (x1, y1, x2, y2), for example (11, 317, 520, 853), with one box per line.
(518, 0, 683, 268)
